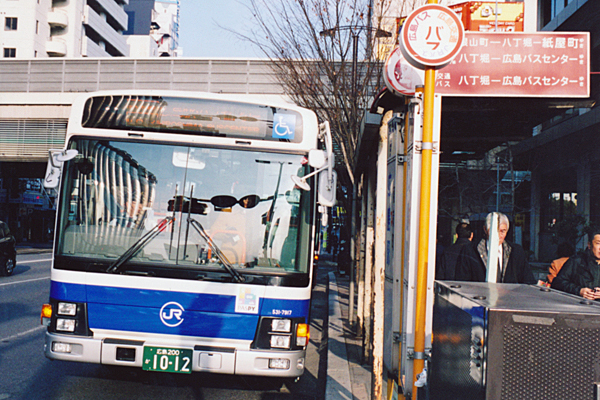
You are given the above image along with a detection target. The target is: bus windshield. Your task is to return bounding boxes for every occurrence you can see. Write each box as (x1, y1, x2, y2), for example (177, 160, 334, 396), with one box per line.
(55, 138, 313, 283)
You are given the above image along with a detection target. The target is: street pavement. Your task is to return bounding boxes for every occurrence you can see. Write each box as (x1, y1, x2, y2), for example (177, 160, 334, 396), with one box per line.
(16, 243, 371, 400)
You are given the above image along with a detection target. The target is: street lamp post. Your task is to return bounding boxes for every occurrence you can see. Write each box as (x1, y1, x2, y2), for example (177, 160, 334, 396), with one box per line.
(318, 24, 391, 321)
(319, 24, 392, 178)
(320, 24, 391, 400)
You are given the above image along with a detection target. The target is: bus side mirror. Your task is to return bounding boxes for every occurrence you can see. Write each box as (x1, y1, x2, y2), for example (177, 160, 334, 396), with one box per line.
(318, 169, 337, 207)
(44, 149, 78, 189)
(316, 121, 336, 207)
(290, 122, 337, 207)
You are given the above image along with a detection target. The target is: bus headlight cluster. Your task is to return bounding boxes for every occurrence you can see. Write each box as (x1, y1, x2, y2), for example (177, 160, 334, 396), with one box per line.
(42, 300, 89, 336)
(252, 317, 309, 351)
(55, 302, 78, 332)
(269, 319, 292, 349)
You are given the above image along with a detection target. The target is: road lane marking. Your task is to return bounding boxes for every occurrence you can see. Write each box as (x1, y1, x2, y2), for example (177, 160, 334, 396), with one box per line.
(0, 325, 46, 343)
(17, 258, 53, 263)
(0, 276, 50, 287)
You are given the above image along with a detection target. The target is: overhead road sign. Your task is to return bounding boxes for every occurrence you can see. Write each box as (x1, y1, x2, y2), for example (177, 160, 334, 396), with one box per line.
(436, 31, 589, 97)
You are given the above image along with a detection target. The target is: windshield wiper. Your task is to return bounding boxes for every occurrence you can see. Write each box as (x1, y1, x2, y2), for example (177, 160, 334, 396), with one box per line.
(187, 217, 245, 283)
(107, 217, 174, 274)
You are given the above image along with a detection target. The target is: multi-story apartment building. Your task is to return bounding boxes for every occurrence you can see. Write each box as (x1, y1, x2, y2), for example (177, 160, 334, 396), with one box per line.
(151, 0, 179, 56)
(0, 0, 130, 58)
(124, 0, 179, 57)
(0, 0, 180, 58)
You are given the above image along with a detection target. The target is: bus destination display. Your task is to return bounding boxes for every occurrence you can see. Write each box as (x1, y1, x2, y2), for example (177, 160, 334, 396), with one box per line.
(81, 95, 303, 142)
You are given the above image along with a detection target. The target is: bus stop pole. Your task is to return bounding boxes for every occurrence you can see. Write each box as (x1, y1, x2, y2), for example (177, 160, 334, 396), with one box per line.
(411, 65, 436, 398)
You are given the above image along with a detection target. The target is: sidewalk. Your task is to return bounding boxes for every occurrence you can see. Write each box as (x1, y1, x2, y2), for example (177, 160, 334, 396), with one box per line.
(326, 264, 372, 400)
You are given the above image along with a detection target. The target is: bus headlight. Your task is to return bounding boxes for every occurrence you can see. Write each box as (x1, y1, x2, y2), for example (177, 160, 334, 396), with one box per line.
(57, 302, 77, 316)
(56, 318, 76, 332)
(271, 319, 291, 332)
(270, 335, 291, 349)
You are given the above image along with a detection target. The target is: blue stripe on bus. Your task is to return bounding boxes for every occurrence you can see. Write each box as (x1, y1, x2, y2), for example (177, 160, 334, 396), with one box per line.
(261, 297, 310, 318)
(50, 281, 87, 302)
(50, 281, 310, 339)
(87, 303, 260, 339)
(85, 284, 237, 312)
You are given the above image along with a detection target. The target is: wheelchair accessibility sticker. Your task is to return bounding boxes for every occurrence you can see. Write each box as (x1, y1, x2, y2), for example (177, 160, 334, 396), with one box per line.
(272, 113, 296, 140)
(235, 287, 260, 314)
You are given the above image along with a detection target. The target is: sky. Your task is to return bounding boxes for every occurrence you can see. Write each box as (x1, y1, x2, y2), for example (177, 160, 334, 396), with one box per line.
(178, 1, 262, 58)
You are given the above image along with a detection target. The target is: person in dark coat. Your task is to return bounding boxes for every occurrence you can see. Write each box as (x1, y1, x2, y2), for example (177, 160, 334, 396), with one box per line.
(551, 226, 600, 300)
(436, 222, 473, 280)
(455, 212, 535, 284)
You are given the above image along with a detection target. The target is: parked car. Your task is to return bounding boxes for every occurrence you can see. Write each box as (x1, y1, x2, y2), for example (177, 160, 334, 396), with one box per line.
(0, 220, 16, 276)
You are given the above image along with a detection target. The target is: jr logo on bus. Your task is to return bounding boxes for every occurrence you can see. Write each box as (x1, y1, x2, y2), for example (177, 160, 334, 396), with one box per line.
(272, 113, 295, 140)
(159, 301, 185, 327)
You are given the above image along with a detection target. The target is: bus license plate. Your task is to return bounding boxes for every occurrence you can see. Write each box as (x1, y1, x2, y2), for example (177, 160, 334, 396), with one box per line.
(142, 346, 192, 374)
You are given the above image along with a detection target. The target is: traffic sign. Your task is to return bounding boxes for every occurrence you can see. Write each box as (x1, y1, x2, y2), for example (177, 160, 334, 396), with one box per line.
(400, 4, 465, 69)
(383, 47, 424, 96)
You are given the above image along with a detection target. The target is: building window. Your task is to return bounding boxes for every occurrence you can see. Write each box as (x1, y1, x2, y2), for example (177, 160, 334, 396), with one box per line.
(5, 17, 18, 31)
(36, 20, 39, 34)
(4, 48, 16, 58)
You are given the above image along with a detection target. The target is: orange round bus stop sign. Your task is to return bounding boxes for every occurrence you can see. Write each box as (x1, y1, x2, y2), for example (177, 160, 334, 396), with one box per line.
(400, 4, 465, 70)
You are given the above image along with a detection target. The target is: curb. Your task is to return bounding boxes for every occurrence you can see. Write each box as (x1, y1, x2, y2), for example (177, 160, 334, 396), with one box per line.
(326, 271, 353, 400)
(16, 247, 52, 255)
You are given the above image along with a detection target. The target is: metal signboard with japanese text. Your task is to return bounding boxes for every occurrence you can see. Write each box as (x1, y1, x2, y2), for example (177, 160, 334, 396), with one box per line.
(436, 31, 589, 97)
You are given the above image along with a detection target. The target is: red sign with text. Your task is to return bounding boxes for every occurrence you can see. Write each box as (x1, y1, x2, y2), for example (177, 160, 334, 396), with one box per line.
(436, 32, 589, 97)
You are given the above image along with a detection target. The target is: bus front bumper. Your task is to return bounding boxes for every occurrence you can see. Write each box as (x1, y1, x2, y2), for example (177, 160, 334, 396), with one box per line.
(44, 332, 305, 377)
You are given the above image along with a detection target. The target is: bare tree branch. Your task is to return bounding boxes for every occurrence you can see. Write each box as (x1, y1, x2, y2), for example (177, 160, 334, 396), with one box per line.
(225, 0, 395, 200)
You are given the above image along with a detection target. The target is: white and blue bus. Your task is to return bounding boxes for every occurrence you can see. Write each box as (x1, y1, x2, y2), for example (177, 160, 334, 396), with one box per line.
(41, 90, 336, 378)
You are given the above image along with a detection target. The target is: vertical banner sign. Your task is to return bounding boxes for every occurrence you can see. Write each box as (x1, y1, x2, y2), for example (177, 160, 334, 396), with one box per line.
(400, 4, 465, 70)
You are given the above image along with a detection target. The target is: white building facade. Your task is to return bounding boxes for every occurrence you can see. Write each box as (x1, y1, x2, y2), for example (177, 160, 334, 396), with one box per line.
(0, 0, 130, 58)
(150, 0, 179, 56)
